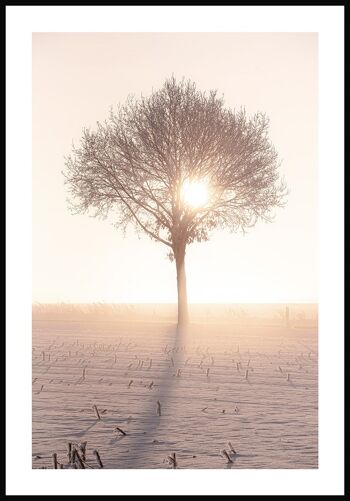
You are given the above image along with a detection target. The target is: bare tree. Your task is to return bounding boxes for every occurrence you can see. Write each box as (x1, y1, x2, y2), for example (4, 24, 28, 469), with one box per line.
(64, 77, 287, 328)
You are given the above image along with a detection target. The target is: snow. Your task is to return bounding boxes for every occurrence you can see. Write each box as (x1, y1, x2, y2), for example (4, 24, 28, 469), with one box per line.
(32, 305, 318, 469)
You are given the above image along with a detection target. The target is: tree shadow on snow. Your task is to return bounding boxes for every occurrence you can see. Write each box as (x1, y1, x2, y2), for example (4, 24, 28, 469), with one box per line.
(123, 324, 188, 468)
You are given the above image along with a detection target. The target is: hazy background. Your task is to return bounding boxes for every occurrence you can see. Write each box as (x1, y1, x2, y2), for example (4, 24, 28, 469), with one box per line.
(32, 32, 317, 304)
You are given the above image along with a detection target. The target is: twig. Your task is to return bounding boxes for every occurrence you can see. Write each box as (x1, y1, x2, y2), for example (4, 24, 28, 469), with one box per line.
(114, 426, 127, 436)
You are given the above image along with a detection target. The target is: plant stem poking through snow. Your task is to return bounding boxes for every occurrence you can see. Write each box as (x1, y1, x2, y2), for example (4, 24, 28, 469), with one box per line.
(221, 449, 233, 463)
(167, 452, 177, 468)
(157, 400, 161, 416)
(93, 449, 103, 468)
(79, 441, 87, 461)
(35, 384, 44, 395)
(74, 448, 85, 469)
(228, 442, 237, 454)
(67, 442, 72, 463)
(93, 404, 101, 420)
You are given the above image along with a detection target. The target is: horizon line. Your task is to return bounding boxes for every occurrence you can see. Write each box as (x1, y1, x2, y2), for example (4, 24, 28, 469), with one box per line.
(32, 301, 318, 305)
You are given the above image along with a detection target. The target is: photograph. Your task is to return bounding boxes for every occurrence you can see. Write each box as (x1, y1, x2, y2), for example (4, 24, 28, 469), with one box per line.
(32, 32, 319, 470)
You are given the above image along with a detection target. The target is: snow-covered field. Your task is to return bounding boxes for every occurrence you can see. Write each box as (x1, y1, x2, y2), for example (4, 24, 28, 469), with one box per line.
(32, 305, 318, 469)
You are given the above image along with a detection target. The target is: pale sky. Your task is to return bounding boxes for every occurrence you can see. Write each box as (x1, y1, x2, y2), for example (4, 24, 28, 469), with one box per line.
(32, 32, 318, 303)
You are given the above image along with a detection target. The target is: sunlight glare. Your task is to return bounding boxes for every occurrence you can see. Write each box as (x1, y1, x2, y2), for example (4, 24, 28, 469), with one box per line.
(182, 179, 209, 208)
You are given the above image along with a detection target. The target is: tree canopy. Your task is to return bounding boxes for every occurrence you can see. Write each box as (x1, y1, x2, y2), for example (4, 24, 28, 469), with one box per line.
(64, 77, 287, 256)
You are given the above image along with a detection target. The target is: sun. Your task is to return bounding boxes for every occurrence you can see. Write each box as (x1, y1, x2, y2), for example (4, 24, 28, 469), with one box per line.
(181, 179, 209, 208)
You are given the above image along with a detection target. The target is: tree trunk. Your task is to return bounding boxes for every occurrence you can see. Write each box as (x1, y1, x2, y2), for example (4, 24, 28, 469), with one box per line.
(175, 243, 189, 328)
